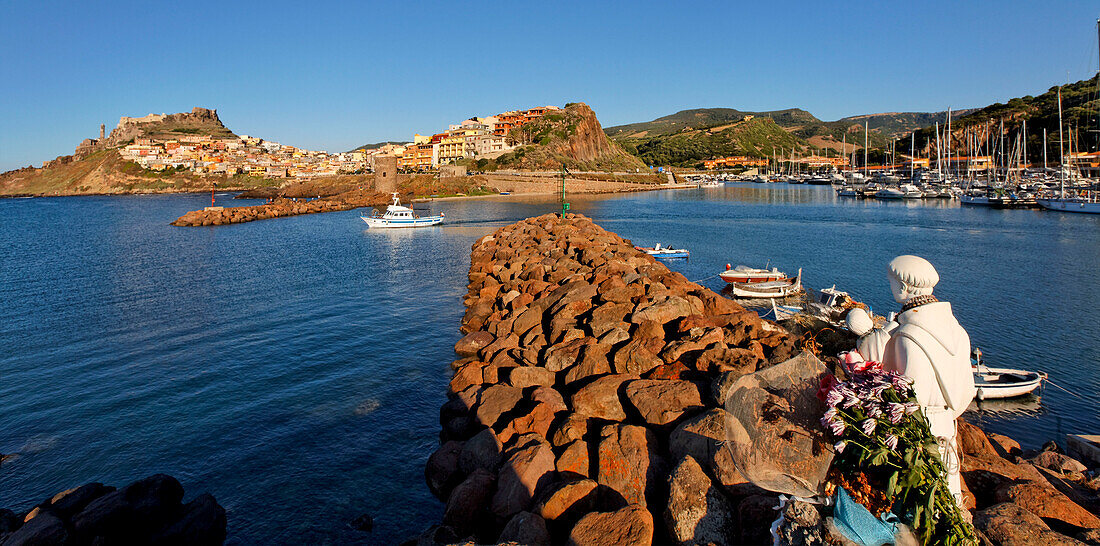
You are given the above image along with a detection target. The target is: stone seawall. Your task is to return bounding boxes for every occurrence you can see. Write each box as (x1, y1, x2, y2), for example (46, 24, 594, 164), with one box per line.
(421, 213, 1100, 545)
(422, 213, 799, 545)
(171, 193, 388, 226)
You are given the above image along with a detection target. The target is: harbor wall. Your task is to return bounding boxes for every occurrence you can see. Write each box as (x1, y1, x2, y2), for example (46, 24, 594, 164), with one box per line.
(419, 213, 1100, 545)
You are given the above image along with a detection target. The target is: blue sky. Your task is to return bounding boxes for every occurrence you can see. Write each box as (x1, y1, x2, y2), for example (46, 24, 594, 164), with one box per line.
(2, 0, 1098, 171)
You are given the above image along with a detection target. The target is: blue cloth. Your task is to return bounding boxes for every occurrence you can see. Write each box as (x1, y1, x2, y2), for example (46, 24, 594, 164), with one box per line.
(832, 488, 900, 545)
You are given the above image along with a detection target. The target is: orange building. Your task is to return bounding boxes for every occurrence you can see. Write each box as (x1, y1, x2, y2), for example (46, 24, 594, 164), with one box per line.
(703, 156, 767, 169)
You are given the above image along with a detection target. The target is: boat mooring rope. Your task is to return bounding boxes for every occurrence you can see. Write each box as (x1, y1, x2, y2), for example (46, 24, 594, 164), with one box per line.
(1043, 376, 1091, 402)
(690, 273, 722, 284)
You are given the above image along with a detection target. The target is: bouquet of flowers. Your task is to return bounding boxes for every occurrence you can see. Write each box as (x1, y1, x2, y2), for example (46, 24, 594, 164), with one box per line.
(819, 355, 977, 545)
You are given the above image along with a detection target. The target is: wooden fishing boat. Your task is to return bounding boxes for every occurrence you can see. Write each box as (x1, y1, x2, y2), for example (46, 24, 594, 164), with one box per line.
(729, 269, 802, 298)
(973, 366, 1045, 400)
(719, 264, 788, 284)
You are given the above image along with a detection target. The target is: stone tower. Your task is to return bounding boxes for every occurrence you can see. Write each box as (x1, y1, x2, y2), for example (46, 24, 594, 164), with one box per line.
(374, 155, 398, 193)
(100, 124, 105, 139)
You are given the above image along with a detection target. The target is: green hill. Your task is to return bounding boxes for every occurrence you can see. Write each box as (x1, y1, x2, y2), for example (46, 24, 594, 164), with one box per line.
(897, 75, 1100, 160)
(493, 103, 646, 171)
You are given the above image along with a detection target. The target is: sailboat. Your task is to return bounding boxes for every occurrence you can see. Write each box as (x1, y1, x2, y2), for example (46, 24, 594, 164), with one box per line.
(1038, 18, 1100, 214)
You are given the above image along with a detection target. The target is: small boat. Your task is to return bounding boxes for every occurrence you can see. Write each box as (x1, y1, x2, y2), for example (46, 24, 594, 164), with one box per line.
(836, 187, 861, 198)
(807, 176, 832, 185)
(635, 243, 690, 260)
(972, 349, 1045, 400)
(806, 285, 859, 324)
(361, 192, 444, 228)
(729, 269, 803, 299)
(698, 180, 722, 188)
(899, 184, 924, 199)
(719, 264, 788, 284)
(767, 300, 802, 320)
(875, 187, 905, 199)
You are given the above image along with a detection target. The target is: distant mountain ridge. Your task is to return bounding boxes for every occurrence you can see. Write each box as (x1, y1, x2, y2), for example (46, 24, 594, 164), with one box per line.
(604, 107, 972, 167)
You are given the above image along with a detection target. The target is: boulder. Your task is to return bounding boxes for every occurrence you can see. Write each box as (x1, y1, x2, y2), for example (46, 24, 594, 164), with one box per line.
(508, 366, 556, 389)
(724, 352, 834, 498)
(71, 474, 185, 539)
(556, 440, 591, 478)
(443, 469, 496, 536)
(669, 408, 749, 495)
(568, 504, 653, 546)
(538, 479, 599, 524)
(45, 482, 114, 519)
(589, 303, 632, 338)
(623, 379, 704, 426)
(664, 455, 738, 545)
(973, 502, 1085, 546)
(630, 295, 693, 325)
(1032, 451, 1088, 475)
(498, 511, 551, 545)
(595, 424, 663, 507)
(994, 480, 1100, 530)
(611, 339, 663, 376)
(473, 384, 523, 429)
(3, 511, 68, 546)
(455, 331, 494, 357)
(150, 493, 226, 545)
(459, 428, 503, 475)
(491, 441, 557, 518)
(545, 338, 593, 373)
(426, 440, 465, 498)
(570, 374, 636, 421)
(550, 414, 591, 448)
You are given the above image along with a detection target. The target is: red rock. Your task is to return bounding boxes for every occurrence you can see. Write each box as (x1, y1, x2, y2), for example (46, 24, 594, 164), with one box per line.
(449, 361, 486, 394)
(491, 441, 557, 518)
(611, 339, 663, 376)
(568, 504, 653, 546)
(588, 303, 632, 338)
(994, 480, 1100, 529)
(498, 511, 551, 545)
(665, 455, 737, 545)
(669, 408, 748, 494)
(988, 433, 1022, 459)
(1032, 451, 1088, 475)
(570, 374, 636, 421)
(499, 402, 560, 445)
(630, 295, 694, 325)
(596, 424, 663, 507)
(563, 343, 614, 384)
(538, 479, 599, 523)
(544, 337, 592, 372)
(479, 333, 519, 361)
(442, 469, 496, 536)
(473, 384, 523, 429)
(426, 440, 465, 498)
(550, 414, 590, 448)
(508, 366, 556, 389)
(644, 361, 690, 381)
(455, 331, 494, 357)
(974, 502, 1082, 546)
(459, 428, 503, 475)
(556, 440, 591, 478)
(623, 379, 704, 426)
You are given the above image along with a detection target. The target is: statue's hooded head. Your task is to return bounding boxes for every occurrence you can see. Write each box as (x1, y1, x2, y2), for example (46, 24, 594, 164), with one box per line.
(887, 255, 939, 304)
(844, 307, 874, 336)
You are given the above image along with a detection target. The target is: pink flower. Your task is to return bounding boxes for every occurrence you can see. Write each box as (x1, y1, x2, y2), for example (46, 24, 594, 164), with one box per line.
(887, 403, 905, 424)
(885, 434, 899, 450)
(860, 419, 877, 436)
(904, 402, 920, 415)
(834, 440, 847, 453)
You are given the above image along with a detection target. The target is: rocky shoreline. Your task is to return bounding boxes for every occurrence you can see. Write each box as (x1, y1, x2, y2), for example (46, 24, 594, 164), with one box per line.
(416, 213, 1100, 545)
(0, 474, 226, 545)
(170, 191, 388, 226)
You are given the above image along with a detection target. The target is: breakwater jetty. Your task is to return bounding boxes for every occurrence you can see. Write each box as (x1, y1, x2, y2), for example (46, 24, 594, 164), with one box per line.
(421, 213, 1100, 545)
(0, 474, 226, 545)
(170, 191, 388, 226)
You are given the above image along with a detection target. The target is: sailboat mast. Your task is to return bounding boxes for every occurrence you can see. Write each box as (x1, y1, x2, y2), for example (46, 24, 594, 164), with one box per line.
(910, 132, 915, 179)
(946, 108, 952, 179)
(1043, 128, 1048, 170)
(1058, 87, 1065, 197)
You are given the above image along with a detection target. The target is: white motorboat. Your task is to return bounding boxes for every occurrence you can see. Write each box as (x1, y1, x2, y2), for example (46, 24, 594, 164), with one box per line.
(972, 349, 1046, 400)
(1038, 196, 1100, 214)
(729, 269, 802, 299)
(837, 188, 861, 198)
(806, 285, 858, 324)
(973, 366, 1046, 400)
(698, 180, 722, 188)
(361, 193, 444, 228)
(719, 264, 788, 284)
(635, 243, 690, 259)
(899, 184, 924, 199)
(960, 192, 992, 206)
(875, 187, 905, 199)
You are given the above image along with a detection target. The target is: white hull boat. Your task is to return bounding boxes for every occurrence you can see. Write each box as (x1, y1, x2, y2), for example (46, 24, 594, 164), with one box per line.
(973, 366, 1045, 400)
(1038, 197, 1100, 214)
(361, 193, 444, 228)
(635, 244, 690, 259)
(720, 264, 788, 284)
(875, 187, 905, 199)
(730, 269, 802, 298)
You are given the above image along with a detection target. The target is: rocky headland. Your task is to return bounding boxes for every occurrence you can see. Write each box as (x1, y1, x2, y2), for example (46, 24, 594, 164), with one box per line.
(0, 474, 226, 545)
(416, 213, 1100, 545)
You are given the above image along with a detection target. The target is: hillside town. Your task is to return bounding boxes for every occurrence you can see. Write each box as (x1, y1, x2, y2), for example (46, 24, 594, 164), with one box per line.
(119, 135, 369, 179)
(356, 105, 562, 171)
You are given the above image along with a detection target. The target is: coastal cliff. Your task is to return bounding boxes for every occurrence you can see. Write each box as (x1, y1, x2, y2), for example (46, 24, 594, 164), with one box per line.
(418, 214, 1100, 545)
(496, 104, 647, 172)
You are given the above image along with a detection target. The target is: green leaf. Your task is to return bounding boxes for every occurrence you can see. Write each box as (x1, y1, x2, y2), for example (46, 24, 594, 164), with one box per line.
(886, 471, 899, 498)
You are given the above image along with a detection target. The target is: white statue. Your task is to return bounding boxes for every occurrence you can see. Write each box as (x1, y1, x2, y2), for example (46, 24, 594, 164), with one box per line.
(881, 255, 976, 506)
(844, 308, 895, 363)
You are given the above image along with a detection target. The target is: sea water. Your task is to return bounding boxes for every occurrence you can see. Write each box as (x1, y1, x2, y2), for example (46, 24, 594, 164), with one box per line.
(1, 186, 1096, 543)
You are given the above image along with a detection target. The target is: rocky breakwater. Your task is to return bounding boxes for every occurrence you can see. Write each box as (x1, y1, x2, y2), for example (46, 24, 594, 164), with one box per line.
(171, 192, 386, 226)
(420, 213, 800, 545)
(0, 474, 226, 545)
